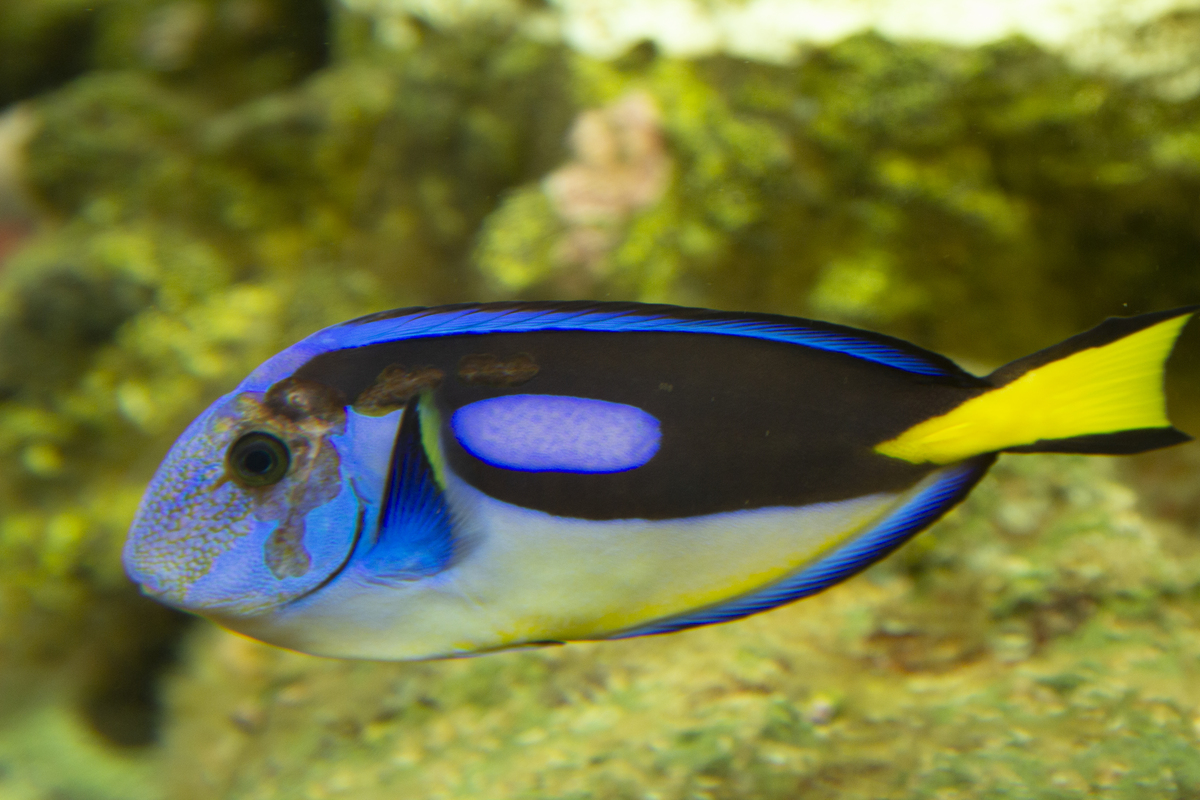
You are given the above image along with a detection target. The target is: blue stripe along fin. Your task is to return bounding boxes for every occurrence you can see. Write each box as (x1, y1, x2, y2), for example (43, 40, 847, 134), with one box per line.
(607, 454, 996, 639)
(315, 302, 976, 379)
(356, 397, 456, 584)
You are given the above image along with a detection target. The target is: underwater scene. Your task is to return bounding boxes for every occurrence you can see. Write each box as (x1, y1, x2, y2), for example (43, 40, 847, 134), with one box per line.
(2, 0, 1200, 798)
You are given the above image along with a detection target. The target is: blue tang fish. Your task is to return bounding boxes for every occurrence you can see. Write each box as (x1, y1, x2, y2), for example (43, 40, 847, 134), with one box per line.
(124, 302, 1196, 659)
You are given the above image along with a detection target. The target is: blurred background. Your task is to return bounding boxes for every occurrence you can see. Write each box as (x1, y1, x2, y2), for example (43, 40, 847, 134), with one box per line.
(1, 1, 1200, 798)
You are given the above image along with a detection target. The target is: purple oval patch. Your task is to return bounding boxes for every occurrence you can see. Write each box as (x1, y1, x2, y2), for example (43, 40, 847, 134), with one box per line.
(451, 395, 661, 473)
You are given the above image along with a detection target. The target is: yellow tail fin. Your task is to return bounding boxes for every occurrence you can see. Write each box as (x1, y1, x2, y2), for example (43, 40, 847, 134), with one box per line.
(876, 307, 1196, 465)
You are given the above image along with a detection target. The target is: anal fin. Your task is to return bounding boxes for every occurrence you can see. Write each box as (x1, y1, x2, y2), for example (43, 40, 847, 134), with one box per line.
(608, 456, 994, 639)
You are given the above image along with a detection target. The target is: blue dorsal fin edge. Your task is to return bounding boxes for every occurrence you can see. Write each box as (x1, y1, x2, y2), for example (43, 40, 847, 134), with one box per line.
(358, 398, 456, 583)
(607, 455, 996, 639)
(314, 302, 975, 379)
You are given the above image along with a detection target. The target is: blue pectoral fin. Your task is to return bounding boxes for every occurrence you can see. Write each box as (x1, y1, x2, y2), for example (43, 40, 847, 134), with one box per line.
(358, 396, 456, 583)
(610, 455, 996, 639)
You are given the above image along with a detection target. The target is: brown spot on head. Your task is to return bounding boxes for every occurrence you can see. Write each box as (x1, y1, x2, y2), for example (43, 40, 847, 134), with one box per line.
(353, 364, 445, 415)
(457, 352, 540, 387)
(265, 518, 312, 578)
(266, 378, 347, 425)
(225, 381, 350, 582)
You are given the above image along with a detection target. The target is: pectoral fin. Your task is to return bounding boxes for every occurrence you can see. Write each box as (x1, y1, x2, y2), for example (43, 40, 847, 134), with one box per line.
(359, 395, 456, 582)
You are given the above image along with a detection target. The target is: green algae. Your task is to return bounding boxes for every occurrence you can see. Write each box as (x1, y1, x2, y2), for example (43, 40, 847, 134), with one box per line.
(0, 2, 1198, 798)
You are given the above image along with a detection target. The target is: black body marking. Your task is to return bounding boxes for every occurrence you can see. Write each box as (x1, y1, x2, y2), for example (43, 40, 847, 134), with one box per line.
(1004, 427, 1193, 455)
(294, 329, 989, 520)
(987, 305, 1199, 386)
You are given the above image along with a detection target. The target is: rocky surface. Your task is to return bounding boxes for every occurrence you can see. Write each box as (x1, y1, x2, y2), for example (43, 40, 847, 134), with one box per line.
(162, 455, 1200, 800)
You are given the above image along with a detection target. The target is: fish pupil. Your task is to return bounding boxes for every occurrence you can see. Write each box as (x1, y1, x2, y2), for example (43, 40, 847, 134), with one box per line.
(227, 432, 290, 487)
(243, 449, 273, 474)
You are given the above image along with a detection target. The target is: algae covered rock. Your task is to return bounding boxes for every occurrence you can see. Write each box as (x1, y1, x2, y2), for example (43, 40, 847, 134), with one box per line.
(159, 455, 1200, 800)
(478, 33, 1200, 368)
(94, 0, 330, 105)
(0, 0, 101, 107)
(0, 0, 330, 110)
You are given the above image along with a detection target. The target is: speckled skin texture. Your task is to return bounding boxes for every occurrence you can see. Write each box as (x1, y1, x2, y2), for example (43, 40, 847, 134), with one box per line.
(124, 405, 250, 601)
(125, 381, 360, 617)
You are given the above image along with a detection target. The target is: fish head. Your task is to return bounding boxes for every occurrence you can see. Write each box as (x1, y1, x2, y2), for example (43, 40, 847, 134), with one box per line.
(124, 376, 368, 618)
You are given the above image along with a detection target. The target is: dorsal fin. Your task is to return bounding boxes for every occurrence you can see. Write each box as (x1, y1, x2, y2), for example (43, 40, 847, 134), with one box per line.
(314, 302, 980, 380)
(358, 396, 456, 583)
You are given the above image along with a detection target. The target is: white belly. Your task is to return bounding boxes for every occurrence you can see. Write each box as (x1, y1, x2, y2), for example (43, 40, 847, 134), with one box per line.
(245, 466, 917, 660)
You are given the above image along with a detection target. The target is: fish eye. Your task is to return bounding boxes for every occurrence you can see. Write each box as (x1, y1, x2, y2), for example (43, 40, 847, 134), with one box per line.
(227, 432, 290, 487)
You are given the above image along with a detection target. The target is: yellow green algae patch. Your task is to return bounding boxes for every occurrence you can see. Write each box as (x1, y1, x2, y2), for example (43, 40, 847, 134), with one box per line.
(160, 454, 1200, 800)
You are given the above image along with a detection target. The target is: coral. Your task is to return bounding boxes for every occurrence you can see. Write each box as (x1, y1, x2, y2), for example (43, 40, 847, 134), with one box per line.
(478, 90, 674, 294)
(544, 92, 672, 268)
(477, 55, 791, 301)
